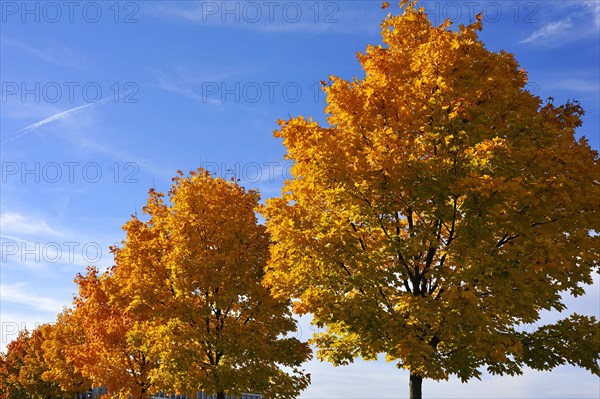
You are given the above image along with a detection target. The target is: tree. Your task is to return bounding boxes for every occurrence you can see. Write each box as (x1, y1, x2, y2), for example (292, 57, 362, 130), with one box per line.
(110, 170, 311, 399)
(41, 311, 92, 398)
(0, 328, 70, 399)
(0, 330, 31, 399)
(69, 266, 157, 399)
(262, 3, 600, 398)
(21, 325, 74, 399)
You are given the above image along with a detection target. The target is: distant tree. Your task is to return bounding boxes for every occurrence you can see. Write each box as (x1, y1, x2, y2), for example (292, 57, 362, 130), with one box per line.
(110, 170, 311, 399)
(69, 266, 157, 399)
(42, 311, 92, 398)
(0, 330, 31, 399)
(0, 328, 69, 399)
(263, 3, 600, 399)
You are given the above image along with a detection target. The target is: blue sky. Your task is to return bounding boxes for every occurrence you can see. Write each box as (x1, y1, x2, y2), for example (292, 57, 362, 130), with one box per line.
(1, 1, 599, 397)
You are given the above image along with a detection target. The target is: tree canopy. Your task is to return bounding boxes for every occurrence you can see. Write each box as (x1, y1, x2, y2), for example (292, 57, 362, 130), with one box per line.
(263, 3, 600, 398)
(0, 327, 76, 399)
(107, 170, 311, 399)
(1, 170, 311, 399)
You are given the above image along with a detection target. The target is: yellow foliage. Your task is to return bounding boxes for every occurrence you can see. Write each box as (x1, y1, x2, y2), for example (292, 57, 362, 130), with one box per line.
(107, 169, 311, 398)
(264, 0, 600, 387)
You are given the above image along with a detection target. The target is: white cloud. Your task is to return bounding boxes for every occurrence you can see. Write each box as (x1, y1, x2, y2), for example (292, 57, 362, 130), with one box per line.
(0, 213, 113, 270)
(0, 235, 110, 271)
(0, 36, 87, 68)
(0, 283, 66, 314)
(519, 1, 600, 44)
(582, 0, 600, 28)
(549, 78, 600, 93)
(1, 101, 105, 145)
(0, 102, 67, 122)
(149, 65, 242, 105)
(0, 212, 63, 237)
(149, 67, 271, 116)
(154, 76, 212, 104)
(520, 17, 573, 43)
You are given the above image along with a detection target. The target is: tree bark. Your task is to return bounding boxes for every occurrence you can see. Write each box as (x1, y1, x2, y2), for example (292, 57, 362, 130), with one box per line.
(409, 372, 423, 399)
(217, 391, 226, 399)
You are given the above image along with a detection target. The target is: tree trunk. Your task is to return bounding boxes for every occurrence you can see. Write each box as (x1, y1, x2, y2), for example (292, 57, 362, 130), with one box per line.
(409, 372, 423, 399)
(217, 391, 226, 399)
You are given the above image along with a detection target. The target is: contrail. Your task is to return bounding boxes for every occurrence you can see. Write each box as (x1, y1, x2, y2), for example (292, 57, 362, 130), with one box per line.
(1, 99, 106, 145)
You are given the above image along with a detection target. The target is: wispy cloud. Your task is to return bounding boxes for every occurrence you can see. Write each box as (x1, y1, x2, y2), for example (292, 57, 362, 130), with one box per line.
(1, 100, 105, 145)
(0, 232, 111, 271)
(582, 0, 600, 28)
(0, 283, 66, 314)
(62, 127, 174, 183)
(149, 65, 242, 105)
(0, 102, 68, 123)
(527, 68, 600, 101)
(519, 1, 600, 45)
(0, 36, 87, 68)
(154, 74, 215, 104)
(548, 78, 600, 94)
(1, 98, 169, 185)
(149, 67, 270, 115)
(520, 17, 573, 43)
(146, 3, 380, 35)
(0, 212, 63, 237)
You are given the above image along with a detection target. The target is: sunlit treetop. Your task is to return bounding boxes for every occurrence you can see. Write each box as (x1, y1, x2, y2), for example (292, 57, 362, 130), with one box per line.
(263, 0, 600, 389)
(109, 169, 311, 399)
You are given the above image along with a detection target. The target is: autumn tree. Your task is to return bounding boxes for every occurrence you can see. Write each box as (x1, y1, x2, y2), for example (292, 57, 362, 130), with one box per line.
(68, 266, 157, 399)
(0, 330, 31, 399)
(41, 311, 92, 398)
(263, 3, 600, 399)
(0, 328, 70, 399)
(22, 324, 74, 399)
(110, 170, 311, 399)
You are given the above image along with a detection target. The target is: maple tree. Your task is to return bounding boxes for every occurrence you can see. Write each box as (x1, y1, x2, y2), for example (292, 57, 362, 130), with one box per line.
(24, 324, 79, 399)
(41, 311, 92, 398)
(0, 328, 70, 399)
(0, 330, 32, 399)
(68, 266, 157, 399)
(109, 169, 311, 399)
(263, 2, 600, 399)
